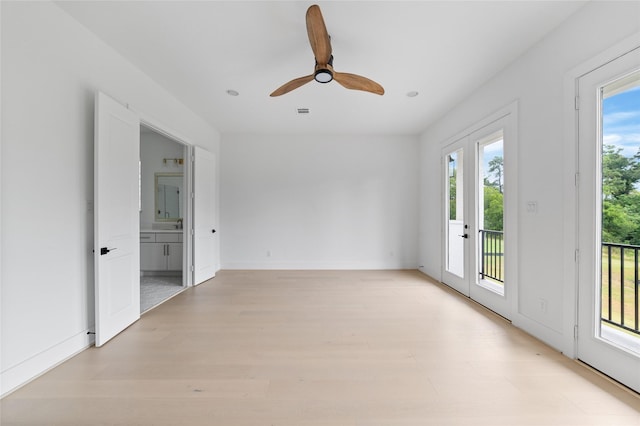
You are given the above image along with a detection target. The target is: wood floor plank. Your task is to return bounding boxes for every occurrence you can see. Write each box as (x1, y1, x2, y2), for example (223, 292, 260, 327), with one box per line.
(1, 270, 639, 425)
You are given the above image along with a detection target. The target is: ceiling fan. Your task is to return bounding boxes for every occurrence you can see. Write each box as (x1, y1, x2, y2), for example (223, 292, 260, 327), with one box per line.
(270, 4, 384, 97)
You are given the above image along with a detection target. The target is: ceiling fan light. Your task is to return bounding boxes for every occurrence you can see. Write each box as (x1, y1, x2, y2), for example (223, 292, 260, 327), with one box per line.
(314, 69, 333, 83)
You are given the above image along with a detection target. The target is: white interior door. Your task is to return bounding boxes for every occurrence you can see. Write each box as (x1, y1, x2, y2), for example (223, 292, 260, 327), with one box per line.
(193, 146, 218, 284)
(94, 92, 140, 347)
(577, 46, 640, 392)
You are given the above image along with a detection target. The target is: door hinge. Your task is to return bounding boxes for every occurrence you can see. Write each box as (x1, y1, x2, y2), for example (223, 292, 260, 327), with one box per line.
(574, 96, 580, 110)
(191, 228, 195, 235)
(575, 172, 579, 186)
(191, 265, 195, 272)
(574, 324, 579, 340)
(575, 249, 580, 263)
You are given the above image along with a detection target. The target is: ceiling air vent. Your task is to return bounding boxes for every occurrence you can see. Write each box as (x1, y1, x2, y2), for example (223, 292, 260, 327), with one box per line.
(297, 108, 310, 114)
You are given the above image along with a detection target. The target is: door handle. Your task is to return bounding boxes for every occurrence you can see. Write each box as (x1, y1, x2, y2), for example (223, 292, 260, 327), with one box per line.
(212, 229, 216, 234)
(100, 247, 116, 255)
(458, 234, 469, 239)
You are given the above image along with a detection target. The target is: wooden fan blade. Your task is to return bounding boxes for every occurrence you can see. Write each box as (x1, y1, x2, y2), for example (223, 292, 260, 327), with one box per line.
(270, 74, 315, 97)
(306, 5, 332, 65)
(334, 72, 385, 95)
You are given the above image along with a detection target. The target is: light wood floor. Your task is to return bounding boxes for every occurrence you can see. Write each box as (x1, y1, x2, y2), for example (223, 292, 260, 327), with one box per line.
(2, 270, 639, 425)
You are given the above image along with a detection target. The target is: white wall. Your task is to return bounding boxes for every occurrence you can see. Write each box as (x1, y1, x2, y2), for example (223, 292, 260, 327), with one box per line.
(140, 131, 186, 229)
(418, 1, 640, 353)
(221, 133, 419, 269)
(1, 1, 220, 396)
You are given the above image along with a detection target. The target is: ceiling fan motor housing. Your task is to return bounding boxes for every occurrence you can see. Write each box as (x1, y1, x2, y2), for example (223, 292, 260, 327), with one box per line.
(314, 69, 333, 83)
(314, 55, 334, 83)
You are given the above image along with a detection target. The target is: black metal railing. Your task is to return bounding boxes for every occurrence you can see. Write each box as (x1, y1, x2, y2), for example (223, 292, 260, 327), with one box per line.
(479, 229, 504, 283)
(601, 242, 640, 336)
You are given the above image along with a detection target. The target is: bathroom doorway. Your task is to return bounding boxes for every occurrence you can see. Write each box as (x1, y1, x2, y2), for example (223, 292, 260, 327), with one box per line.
(139, 125, 187, 312)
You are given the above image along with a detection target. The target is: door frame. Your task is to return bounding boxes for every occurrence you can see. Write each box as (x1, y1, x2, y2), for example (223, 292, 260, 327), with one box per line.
(94, 93, 206, 345)
(135, 112, 198, 288)
(138, 119, 194, 288)
(563, 32, 640, 359)
(440, 101, 519, 320)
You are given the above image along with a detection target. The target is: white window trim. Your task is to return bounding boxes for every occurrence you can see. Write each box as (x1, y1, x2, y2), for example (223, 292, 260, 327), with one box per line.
(562, 32, 640, 359)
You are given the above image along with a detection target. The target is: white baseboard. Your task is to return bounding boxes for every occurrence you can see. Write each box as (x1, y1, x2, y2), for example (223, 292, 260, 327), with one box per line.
(221, 260, 418, 270)
(1, 329, 94, 398)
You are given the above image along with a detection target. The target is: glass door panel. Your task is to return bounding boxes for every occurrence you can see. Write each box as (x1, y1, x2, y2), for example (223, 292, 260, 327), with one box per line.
(600, 70, 640, 352)
(577, 46, 640, 393)
(446, 148, 465, 279)
(477, 131, 505, 296)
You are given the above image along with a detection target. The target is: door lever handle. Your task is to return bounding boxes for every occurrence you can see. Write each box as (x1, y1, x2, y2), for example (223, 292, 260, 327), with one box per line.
(100, 247, 117, 255)
(458, 234, 469, 239)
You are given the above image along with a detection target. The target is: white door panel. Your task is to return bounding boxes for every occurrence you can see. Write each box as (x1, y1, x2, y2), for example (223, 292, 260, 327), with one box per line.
(94, 92, 140, 347)
(193, 146, 217, 284)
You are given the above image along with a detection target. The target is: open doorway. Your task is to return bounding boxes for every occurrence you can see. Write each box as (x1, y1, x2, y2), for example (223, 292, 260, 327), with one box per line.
(139, 125, 187, 312)
(94, 91, 216, 345)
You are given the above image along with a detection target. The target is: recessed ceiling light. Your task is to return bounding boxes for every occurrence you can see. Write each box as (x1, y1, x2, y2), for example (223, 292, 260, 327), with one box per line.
(226, 89, 239, 96)
(406, 91, 419, 98)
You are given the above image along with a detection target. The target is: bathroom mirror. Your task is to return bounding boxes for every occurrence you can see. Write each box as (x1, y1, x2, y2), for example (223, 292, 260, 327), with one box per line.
(155, 173, 183, 221)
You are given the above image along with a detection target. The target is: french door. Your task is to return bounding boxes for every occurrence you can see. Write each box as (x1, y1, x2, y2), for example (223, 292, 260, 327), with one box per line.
(443, 138, 470, 294)
(577, 46, 640, 392)
(443, 113, 514, 319)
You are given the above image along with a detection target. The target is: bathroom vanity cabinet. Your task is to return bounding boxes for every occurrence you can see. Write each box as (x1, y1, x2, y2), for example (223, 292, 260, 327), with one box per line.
(140, 231, 183, 271)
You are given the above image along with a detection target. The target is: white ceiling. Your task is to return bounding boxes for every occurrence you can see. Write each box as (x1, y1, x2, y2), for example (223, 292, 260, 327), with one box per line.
(56, 1, 587, 135)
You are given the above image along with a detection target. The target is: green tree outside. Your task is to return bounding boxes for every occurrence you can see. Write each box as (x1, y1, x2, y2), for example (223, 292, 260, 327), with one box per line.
(484, 155, 503, 231)
(602, 145, 640, 245)
(484, 185, 503, 231)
